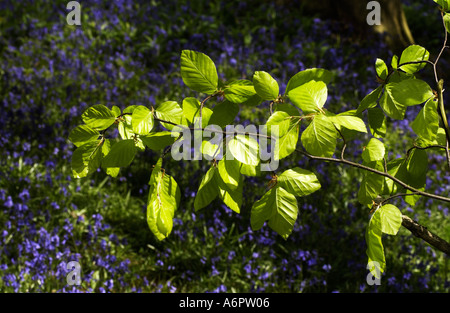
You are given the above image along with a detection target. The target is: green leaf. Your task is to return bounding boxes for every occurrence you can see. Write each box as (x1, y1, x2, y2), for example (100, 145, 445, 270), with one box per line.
(375, 59, 388, 80)
(362, 138, 385, 162)
(399, 45, 430, 74)
(389, 79, 433, 107)
(380, 84, 406, 120)
(101, 139, 136, 168)
(194, 167, 219, 211)
(285, 68, 333, 95)
(182, 97, 212, 127)
(132, 105, 154, 135)
(274, 103, 300, 116)
(368, 108, 387, 138)
(112, 105, 121, 117)
(253, 71, 279, 101)
(118, 108, 134, 140)
(378, 204, 402, 235)
(69, 125, 100, 147)
(391, 55, 399, 70)
(180, 50, 218, 94)
(81, 104, 116, 130)
(218, 157, 241, 191)
(406, 149, 428, 189)
(329, 115, 367, 133)
(288, 80, 327, 114)
(356, 86, 382, 114)
(208, 100, 240, 128)
(140, 132, 178, 151)
(250, 187, 298, 239)
(301, 114, 337, 157)
(217, 172, 243, 214)
(228, 135, 260, 166)
(155, 101, 186, 130)
(277, 167, 321, 197)
(434, 0, 450, 11)
(101, 139, 120, 178)
(147, 162, 181, 241)
(72, 140, 103, 178)
(366, 208, 385, 278)
(265, 111, 292, 137)
(358, 161, 385, 205)
(411, 99, 440, 142)
(444, 13, 450, 33)
(238, 162, 261, 177)
(415, 127, 446, 147)
(224, 80, 257, 103)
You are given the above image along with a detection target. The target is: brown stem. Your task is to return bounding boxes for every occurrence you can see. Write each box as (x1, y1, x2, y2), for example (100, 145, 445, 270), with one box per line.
(401, 215, 450, 255)
(295, 149, 450, 203)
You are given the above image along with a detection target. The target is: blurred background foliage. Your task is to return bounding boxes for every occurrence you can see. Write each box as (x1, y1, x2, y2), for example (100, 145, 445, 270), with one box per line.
(0, 0, 448, 292)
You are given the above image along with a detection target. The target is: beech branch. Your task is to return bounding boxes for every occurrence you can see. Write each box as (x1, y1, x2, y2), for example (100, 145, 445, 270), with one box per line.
(401, 215, 450, 255)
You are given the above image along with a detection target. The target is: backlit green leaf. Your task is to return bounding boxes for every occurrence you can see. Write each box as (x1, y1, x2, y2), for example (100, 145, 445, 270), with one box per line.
(253, 71, 279, 101)
(180, 50, 218, 94)
(82, 104, 116, 130)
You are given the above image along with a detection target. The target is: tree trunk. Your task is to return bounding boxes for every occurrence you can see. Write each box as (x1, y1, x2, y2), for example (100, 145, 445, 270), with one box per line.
(282, 0, 414, 53)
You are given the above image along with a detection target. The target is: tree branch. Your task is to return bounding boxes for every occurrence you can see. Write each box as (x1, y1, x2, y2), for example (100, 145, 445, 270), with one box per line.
(295, 148, 450, 203)
(401, 215, 450, 255)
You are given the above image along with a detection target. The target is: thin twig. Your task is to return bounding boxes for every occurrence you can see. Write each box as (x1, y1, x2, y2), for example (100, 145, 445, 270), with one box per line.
(295, 148, 450, 203)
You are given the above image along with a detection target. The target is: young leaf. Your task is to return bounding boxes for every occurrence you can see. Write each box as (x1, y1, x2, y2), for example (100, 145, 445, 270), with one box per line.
(399, 45, 430, 74)
(132, 105, 154, 135)
(277, 167, 321, 197)
(218, 157, 241, 191)
(194, 166, 219, 211)
(140, 132, 178, 151)
(265, 111, 292, 138)
(112, 105, 121, 117)
(253, 71, 279, 101)
(434, 0, 450, 11)
(182, 97, 212, 127)
(368, 108, 387, 138)
(101, 139, 120, 178)
(81, 104, 116, 130)
(411, 99, 440, 142)
(208, 100, 240, 128)
(217, 172, 243, 214)
(362, 138, 385, 162)
(375, 59, 388, 80)
(378, 204, 402, 235)
(380, 84, 406, 120)
(285, 68, 333, 95)
(365, 208, 386, 278)
(250, 187, 298, 239)
(358, 161, 385, 205)
(329, 115, 367, 133)
(288, 80, 328, 114)
(147, 161, 181, 241)
(69, 125, 100, 147)
(356, 86, 383, 114)
(406, 148, 428, 189)
(389, 79, 433, 107)
(101, 139, 136, 168)
(301, 114, 337, 157)
(180, 50, 218, 94)
(228, 134, 260, 166)
(72, 140, 103, 178)
(155, 101, 186, 130)
(224, 80, 257, 103)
